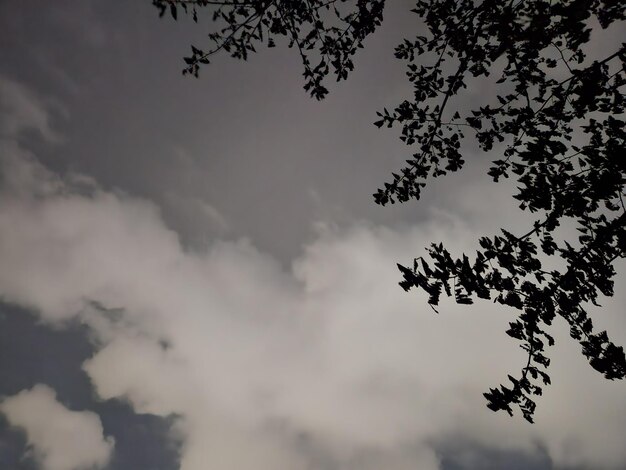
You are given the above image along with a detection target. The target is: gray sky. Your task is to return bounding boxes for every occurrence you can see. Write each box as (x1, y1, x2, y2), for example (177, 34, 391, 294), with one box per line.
(0, 1, 625, 470)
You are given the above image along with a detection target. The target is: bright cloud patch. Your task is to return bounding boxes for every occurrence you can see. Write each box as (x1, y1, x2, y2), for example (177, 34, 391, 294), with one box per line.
(0, 150, 625, 470)
(0, 384, 113, 470)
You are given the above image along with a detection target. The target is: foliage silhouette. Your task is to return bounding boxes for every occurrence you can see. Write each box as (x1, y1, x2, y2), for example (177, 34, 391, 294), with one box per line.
(153, 0, 626, 422)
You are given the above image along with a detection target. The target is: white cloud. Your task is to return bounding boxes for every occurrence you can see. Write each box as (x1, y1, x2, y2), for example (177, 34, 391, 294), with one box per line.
(0, 384, 113, 470)
(0, 148, 625, 470)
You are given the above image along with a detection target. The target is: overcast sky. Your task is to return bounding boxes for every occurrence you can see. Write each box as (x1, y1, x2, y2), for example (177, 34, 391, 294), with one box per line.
(0, 2, 625, 470)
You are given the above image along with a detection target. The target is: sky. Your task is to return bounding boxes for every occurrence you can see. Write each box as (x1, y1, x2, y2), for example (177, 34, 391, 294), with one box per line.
(0, 1, 625, 470)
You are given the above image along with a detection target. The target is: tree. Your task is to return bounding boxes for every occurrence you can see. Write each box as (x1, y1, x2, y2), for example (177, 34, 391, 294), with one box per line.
(152, 0, 626, 422)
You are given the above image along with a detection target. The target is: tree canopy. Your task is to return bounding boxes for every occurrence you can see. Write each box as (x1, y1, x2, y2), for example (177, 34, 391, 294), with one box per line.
(153, 0, 626, 422)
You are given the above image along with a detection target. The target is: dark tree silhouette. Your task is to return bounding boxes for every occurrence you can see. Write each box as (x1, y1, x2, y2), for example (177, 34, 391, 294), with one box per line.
(153, 0, 626, 422)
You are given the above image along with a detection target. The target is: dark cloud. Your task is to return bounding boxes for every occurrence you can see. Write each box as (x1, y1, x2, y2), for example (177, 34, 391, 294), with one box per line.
(0, 0, 433, 260)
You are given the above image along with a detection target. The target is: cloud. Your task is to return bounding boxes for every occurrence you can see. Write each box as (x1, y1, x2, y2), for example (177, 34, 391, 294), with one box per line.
(0, 77, 61, 143)
(0, 384, 113, 470)
(0, 146, 625, 469)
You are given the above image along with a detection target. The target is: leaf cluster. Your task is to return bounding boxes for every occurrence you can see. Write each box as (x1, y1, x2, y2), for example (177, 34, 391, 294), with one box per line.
(153, 0, 384, 99)
(385, 0, 626, 421)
